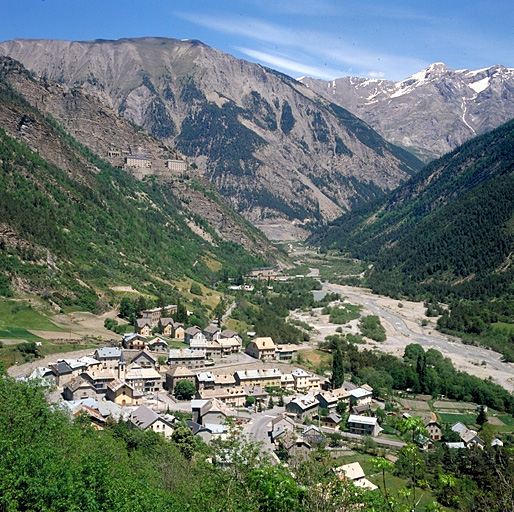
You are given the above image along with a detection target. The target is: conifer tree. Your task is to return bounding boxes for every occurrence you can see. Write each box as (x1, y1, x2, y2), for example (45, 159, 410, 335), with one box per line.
(477, 405, 488, 426)
(331, 345, 345, 389)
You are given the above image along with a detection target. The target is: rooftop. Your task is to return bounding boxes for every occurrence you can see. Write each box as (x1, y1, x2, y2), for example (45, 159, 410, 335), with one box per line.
(348, 414, 378, 426)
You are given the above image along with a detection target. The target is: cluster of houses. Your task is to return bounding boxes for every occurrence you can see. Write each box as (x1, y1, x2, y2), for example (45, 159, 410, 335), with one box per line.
(166, 366, 323, 408)
(283, 383, 380, 434)
(446, 421, 486, 449)
(45, 348, 161, 405)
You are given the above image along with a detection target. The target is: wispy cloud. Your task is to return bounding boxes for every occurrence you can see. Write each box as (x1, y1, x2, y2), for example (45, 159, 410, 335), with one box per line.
(177, 11, 428, 79)
(265, 0, 338, 16)
(237, 48, 344, 80)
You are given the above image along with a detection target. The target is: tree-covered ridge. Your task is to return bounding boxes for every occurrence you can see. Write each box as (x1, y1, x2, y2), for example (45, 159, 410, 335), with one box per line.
(311, 118, 514, 301)
(367, 172, 514, 300)
(0, 79, 269, 310)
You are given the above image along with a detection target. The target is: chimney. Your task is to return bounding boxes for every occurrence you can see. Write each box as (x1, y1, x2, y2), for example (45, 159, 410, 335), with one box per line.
(118, 360, 126, 380)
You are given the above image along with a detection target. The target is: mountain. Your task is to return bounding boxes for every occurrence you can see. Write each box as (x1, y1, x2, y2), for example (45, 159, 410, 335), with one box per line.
(0, 57, 277, 310)
(0, 37, 423, 239)
(300, 63, 514, 163)
(0, 57, 275, 255)
(312, 118, 514, 300)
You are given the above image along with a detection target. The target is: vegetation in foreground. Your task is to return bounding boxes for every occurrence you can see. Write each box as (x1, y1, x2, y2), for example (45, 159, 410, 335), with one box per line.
(0, 372, 385, 512)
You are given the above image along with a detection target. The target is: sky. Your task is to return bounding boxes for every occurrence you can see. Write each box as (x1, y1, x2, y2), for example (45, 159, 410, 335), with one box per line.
(1, 0, 513, 81)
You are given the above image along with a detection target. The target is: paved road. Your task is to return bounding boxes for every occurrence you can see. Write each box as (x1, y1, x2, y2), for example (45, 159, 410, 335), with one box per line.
(317, 426, 406, 448)
(242, 406, 286, 460)
(323, 282, 514, 391)
(242, 405, 406, 462)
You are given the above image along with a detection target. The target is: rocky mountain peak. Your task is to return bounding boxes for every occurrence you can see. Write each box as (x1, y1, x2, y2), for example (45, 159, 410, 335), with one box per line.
(300, 62, 514, 162)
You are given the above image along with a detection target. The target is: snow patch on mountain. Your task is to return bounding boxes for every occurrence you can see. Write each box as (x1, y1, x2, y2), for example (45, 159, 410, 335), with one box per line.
(469, 77, 490, 94)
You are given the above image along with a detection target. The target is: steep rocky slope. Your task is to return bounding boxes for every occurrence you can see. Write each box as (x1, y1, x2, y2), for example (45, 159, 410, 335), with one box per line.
(0, 38, 422, 238)
(0, 57, 278, 256)
(300, 63, 514, 162)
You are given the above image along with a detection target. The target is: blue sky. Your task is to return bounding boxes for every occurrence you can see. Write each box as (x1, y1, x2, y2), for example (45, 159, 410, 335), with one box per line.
(2, 0, 513, 81)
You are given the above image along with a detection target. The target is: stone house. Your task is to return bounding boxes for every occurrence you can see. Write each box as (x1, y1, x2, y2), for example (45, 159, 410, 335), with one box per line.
(49, 360, 73, 386)
(245, 337, 277, 360)
(130, 351, 157, 369)
(81, 369, 118, 394)
(196, 371, 216, 391)
(219, 329, 242, 344)
(135, 318, 153, 337)
(168, 348, 206, 369)
(159, 318, 184, 339)
(347, 414, 382, 437)
(129, 405, 175, 438)
(281, 373, 295, 391)
(62, 376, 97, 401)
(203, 324, 221, 341)
(185, 326, 207, 348)
(146, 336, 168, 352)
(165, 366, 196, 392)
(94, 347, 122, 370)
(122, 333, 147, 350)
(123, 363, 161, 394)
(425, 420, 442, 441)
(275, 344, 299, 361)
(292, 368, 312, 392)
(334, 462, 378, 491)
(319, 412, 342, 430)
(105, 379, 142, 406)
(234, 368, 282, 389)
(191, 398, 228, 425)
(197, 386, 246, 408)
(349, 387, 373, 407)
(285, 394, 319, 421)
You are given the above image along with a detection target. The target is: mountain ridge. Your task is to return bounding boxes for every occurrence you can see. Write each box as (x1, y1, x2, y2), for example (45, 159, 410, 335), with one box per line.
(0, 57, 278, 309)
(300, 62, 514, 162)
(0, 37, 423, 238)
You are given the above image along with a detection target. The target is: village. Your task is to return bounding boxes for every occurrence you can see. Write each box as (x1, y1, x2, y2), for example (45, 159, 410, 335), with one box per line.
(18, 295, 495, 493)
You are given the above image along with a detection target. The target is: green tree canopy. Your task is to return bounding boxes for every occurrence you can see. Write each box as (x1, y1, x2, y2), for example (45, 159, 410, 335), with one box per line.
(174, 380, 197, 401)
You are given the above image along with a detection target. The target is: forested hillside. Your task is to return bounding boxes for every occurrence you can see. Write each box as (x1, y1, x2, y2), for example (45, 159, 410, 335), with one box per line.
(0, 372, 381, 512)
(0, 76, 271, 311)
(312, 118, 514, 300)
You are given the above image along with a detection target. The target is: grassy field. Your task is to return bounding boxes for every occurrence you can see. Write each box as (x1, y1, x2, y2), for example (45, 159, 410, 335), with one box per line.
(332, 452, 446, 510)
(0, 327, 44, 341)
(374, 474, 444, 511)
(297, 348, 332, 375)
(437, 412, 478, 425)
(492, 322, 514, 334)
(432, 401, 476, 410)
(0, 300, 65, 337)
(167, 340, 189, 349)
(174, 278, 222, 310)
(285, 247, 366, 282)
(496, 415, 514, 426)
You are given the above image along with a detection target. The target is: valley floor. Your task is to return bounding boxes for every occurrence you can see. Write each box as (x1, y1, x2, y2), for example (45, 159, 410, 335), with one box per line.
(292, 280, 514, 392)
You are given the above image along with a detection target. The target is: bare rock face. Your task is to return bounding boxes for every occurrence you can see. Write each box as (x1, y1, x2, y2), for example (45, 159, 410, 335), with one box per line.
(300, 63, 514, 163)
(0, 38, 422, 237)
